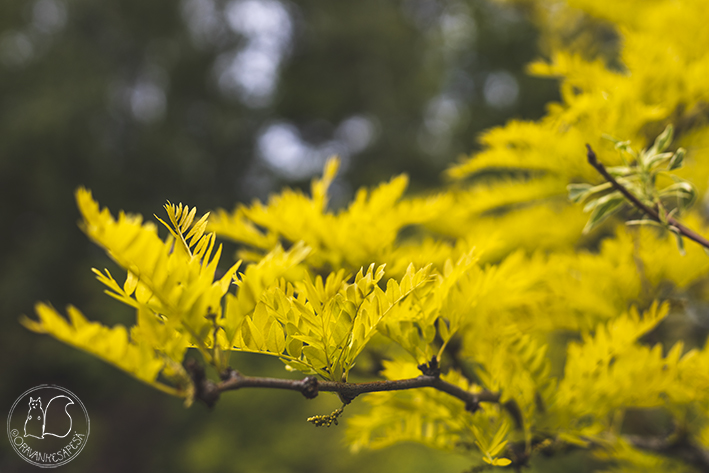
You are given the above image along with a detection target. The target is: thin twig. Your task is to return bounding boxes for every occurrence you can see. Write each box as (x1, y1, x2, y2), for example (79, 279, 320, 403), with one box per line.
(586, 144, 709, 249)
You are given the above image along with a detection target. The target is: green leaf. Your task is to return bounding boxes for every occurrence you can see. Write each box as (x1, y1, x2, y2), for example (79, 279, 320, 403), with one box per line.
(583, 192, 626, 234)
(652, 124, 674, 154)
(626, 219, 665, 229)
(567, 183, 593, 203)
(302, 345, 328, 368)
(644, 152, 674, 170)
(282, 359, 316, 374)
(438, 318, 451, 342)
(661, 179, 696, 210)
(605, 166, 633, 177)
(241, 317, 264, 350)
(602, 133, 620, 144)
(286, 335, 302, 358)
(471, 425, 489, 452)
(657, 202, 669, 225)
(488, 420, 510, 457)
(422, 322, 436, 344)
(266, 322, 286, 353)
(668, 147, 686, 170)
(669, 226, 686, 256)
(607, 138, 637, 160)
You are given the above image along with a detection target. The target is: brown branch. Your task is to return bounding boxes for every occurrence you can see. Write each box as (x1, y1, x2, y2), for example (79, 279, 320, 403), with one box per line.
(586, 144, 709, 250)
(192, 360, 709, 470)
(205, 365, 500, 413)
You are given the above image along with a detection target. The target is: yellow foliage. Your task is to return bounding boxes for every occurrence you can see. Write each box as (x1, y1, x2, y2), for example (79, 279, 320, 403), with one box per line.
(25, 0, 709, 469)
(230, 263, 435, 381)
(77, 188, 240, 344)
(23, 304, 187, 398)
(210, 157, 451, 273)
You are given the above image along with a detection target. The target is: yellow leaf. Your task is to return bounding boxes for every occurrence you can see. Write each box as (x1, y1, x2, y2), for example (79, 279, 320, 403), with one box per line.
(302, 345, 328, 368)
(266, 322, 286, 354)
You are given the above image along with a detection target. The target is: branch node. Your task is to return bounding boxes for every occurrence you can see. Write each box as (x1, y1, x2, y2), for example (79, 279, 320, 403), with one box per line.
(300, 376, 319, 399)
(219, 367, 236, 381)
(418, 356, 440, 377)
(186, 359, 220, 408)
(337, 391, 356, 405)
(465, 400, 481, 413)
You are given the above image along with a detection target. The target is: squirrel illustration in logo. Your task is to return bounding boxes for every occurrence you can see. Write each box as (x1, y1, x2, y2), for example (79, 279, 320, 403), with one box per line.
(23, 395, 74, 439)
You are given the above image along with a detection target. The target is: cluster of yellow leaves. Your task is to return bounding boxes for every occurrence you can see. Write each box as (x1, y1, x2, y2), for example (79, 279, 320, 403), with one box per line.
(228, 263, 434, 382)
(24, 304, 171, 394)
(347, 360, 514, 466)
(557, 303, 673, 420)
(210, 158, 451, 276)
(24, 189, 241, 401)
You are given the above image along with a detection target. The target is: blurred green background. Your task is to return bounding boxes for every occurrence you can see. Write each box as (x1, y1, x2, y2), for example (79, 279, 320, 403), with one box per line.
(0, 0, 561, 471)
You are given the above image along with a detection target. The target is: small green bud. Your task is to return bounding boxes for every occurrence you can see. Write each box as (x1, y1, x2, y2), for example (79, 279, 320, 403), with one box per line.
(668, 147, 686, 170)
(653, 124, 674, 153)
